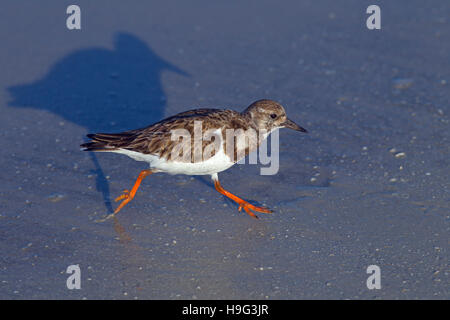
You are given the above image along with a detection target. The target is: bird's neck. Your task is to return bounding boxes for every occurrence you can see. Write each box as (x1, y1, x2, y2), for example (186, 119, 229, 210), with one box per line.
(240, 110, 260, 131)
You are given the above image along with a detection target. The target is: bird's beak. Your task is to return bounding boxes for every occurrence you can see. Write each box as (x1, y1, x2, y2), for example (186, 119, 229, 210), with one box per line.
(282, 118, 308, 133)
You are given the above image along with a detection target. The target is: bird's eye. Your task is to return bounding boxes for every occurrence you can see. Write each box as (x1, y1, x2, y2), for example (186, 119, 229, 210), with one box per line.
(270, 113, 277, 119)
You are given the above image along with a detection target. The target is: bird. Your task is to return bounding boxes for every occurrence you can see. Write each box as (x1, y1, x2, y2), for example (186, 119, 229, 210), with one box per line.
(80, 99, 307, 220)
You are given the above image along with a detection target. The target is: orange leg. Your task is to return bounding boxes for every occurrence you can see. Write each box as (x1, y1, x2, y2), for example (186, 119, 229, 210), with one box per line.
(214, 180, 272, 219)
(114, 169, 153, 214)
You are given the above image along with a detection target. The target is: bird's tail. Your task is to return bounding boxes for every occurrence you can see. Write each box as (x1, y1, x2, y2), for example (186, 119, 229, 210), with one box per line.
(80, 132, 135, 152)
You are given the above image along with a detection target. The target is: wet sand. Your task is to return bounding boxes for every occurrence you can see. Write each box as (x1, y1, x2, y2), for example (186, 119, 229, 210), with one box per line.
(0, 0, 448, 299)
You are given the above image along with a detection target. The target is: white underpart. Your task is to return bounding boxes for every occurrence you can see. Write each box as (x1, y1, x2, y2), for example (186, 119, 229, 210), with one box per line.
(111, 128, 235, 176)
(105, 127, 280, 178)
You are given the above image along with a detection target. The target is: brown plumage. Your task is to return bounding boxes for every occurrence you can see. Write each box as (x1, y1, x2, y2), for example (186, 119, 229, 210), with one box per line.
(81, 99, 306, 163)
(80, 99, 308, 220)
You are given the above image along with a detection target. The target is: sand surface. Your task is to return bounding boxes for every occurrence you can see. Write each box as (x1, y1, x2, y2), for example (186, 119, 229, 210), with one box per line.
(0, 1, 448, 299)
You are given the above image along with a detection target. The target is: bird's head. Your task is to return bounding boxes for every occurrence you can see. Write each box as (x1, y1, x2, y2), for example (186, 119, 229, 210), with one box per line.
(243, 99, 307, 133)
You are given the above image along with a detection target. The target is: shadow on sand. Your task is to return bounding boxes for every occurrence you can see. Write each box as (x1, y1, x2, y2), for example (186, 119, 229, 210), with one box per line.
(8, 32, 188, 212)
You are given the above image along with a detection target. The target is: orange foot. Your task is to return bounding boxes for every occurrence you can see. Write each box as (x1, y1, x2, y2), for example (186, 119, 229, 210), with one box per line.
(96, 170, 153, 222)
(114, 189, 132, 214)
(113, 169, 152, 215)
(214, 180, 273, 219)
(237, 201, 272, 219)
(115, 189, 130, 202)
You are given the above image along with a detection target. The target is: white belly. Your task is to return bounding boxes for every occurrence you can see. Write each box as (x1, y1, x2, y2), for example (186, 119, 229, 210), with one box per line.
(112, 146, 235, 176)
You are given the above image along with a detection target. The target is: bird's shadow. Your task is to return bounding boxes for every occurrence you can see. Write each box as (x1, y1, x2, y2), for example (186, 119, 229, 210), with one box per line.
(8, 32, 189, 213)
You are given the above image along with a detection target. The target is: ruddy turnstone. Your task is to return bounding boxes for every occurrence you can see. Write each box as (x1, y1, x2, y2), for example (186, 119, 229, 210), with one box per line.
(81, 99, 307, 219)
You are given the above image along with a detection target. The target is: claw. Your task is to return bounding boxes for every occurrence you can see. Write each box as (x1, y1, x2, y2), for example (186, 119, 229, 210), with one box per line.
(243, 206, 259, 219)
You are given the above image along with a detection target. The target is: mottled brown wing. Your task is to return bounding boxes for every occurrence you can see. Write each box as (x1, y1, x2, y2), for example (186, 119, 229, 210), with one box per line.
(81, 109, 248, 161)
(135, 109, 238, 160)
